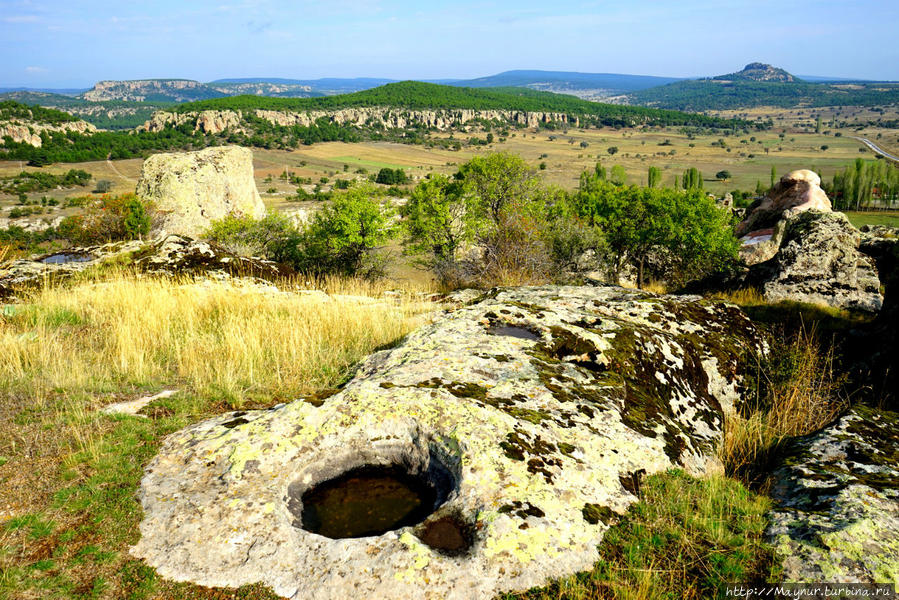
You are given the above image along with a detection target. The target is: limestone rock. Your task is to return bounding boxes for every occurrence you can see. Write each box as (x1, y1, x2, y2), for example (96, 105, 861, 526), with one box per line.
(748, 210, 882, 312)
(767, 405, 899, 584)
(736, 170, 831, 238)
(136, 146, 265, 237)
(132, 286, 764, 599)
(0, 119, 96, 148)
(0, 235, 289, 299)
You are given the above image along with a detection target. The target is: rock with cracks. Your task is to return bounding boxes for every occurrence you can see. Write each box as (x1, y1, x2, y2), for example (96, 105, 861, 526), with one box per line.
(767, 405, 899, 584)
(132, 286, 764, 599)
(747, 210, 882, 313)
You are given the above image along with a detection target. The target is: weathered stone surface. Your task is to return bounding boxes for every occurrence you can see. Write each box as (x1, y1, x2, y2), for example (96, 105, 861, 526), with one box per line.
(0, 235, 289, 298)
(747, 210, 882, 312)
(132, 286, 763, 599)
(136, 146, 265, 237)
(737, 170, 832, 239)
(767, 405, 899, 584)
(0, 118, 96, 148)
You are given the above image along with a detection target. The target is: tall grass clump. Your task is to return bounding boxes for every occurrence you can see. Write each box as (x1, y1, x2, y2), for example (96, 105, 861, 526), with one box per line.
(720, 323, 848, 485)
(503, 470, 776, 600)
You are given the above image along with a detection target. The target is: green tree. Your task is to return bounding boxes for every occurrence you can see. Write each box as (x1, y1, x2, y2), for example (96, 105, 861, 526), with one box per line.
(457, 152, 542, 226)
(401, 175, 475, 278)
(122, 198, 151, 239)
(607, 146, 619, 156)
(610, 165, 628, 185)
(682, 167, 703, 190)
(715, 170, 732, 182)
(572, 177, 737, 287)
(770, 165, 777, 188)
(647, 166, 662, 188)
(298, 184, 396, 278)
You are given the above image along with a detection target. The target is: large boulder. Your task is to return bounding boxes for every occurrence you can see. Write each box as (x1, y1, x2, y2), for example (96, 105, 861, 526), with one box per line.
(132, 286, 764, 599)
(767, 405, 899, 584)
(0, 235, 289, 299)
(746, 210, 882, 312)
(136, 146, 265, 237)
(737, 170, 832, 240)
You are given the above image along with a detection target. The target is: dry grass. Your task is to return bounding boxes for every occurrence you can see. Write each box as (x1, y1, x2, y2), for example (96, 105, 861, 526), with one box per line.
(0, 273, 433, 405)
(0, 273, 434, 599)
(720, 324, 847, 484)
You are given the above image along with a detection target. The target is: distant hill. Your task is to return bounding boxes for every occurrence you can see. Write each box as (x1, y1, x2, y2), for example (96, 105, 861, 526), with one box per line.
(451, 70, 681, 100)
(209, 77, 396, 96)
(713, 62, 797, 83)
(173, 81, 751, 129)
(80, 79, 226, 102)
(627, 63, 899, 110)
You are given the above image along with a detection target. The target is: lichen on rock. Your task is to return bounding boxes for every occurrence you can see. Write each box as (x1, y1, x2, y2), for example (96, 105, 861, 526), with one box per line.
(136, 146, 266, 238)
(131, 285, 765, 599)
(767, 405, 899, 584)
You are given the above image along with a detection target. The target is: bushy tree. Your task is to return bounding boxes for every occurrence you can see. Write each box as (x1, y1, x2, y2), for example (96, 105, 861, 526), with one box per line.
(572, 176, 738, 287)
(298, 184, 397, 278)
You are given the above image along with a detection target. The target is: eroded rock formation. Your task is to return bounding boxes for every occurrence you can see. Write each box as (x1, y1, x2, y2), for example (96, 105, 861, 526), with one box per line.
(0, 119, 96, 148)
(746, 210, 882, 312)
(135, 146, 266, 237)
(768, 405, 899, 583)
(139, 107, 574, 135)
(0, 235, 289, 299)
(132, 286, 764, 599)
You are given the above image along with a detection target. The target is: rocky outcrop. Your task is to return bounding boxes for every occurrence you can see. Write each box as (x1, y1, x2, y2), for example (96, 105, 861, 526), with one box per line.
(139, 107, 573, 134)
(135, 146, 265, 237)
(767, 405, 899, 584)
(0, 119, 96, 148)
(737, 170, 832, 263)
(746, 210, 882, 312)
(81, 79, 223, 103)
(0, 235, 289, 298)
(132, 286, 764, 599)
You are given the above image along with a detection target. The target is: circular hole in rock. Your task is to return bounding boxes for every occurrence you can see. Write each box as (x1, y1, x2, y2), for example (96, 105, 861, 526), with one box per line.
(416, 514, 473, 556)
(298, 463, 453, 539)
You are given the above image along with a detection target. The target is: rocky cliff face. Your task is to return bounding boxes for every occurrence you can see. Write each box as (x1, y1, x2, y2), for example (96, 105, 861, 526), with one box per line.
(139, 106, 577, 134)
(135, 146, 266, 237)
(0, 119, 96, 147)
(81, 79, 224, 102)
(131, 285, 763, 599)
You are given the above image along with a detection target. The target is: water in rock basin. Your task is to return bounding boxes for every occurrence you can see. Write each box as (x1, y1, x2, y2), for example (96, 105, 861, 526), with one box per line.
(40, 253, 94, 265)
(301, 465, 440, 539)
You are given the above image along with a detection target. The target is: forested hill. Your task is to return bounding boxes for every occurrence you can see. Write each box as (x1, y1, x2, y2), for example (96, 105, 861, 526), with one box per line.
(173, 81, 752, 129)
(0, 100, 80, 125)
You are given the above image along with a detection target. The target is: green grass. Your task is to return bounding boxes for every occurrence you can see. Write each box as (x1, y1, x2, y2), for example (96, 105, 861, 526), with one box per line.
(845, 210, 899, 229)
(501, 470, 776, 600)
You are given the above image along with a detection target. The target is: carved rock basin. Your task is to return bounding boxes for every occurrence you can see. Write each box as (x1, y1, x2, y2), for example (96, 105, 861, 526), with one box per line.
(131, 286, 763, 599)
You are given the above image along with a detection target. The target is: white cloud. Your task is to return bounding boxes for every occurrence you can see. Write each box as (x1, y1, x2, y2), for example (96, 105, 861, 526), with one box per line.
(25, 66, 47, 73)
(3, 14, 40, 23)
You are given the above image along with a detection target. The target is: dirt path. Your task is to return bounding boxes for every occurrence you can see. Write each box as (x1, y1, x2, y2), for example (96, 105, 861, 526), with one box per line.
(106, 158, 137, 184)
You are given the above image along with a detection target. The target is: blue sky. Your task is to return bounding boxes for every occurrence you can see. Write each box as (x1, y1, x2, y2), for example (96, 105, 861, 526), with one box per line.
(2, 0, 898, 87)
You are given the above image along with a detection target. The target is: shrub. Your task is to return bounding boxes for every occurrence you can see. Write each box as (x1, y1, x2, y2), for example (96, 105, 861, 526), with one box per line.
(57, 194, 154, 245)
(375, 168, 408, 185)
(204, 213, 300, 259)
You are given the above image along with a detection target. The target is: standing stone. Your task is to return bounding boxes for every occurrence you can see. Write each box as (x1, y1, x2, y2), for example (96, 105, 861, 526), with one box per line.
(136, 146, 265, 237)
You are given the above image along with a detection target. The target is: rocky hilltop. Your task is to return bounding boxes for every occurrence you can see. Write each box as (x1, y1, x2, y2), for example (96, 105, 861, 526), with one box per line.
(139, 106, 577, 134)
(715, 62, 797, 83)
(81, 79, 225, 102)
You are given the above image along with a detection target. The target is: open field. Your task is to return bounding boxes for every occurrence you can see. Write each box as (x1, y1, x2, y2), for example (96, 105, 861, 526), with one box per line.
(845, 210, 899, 228)
(3, 116, 899, 221)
